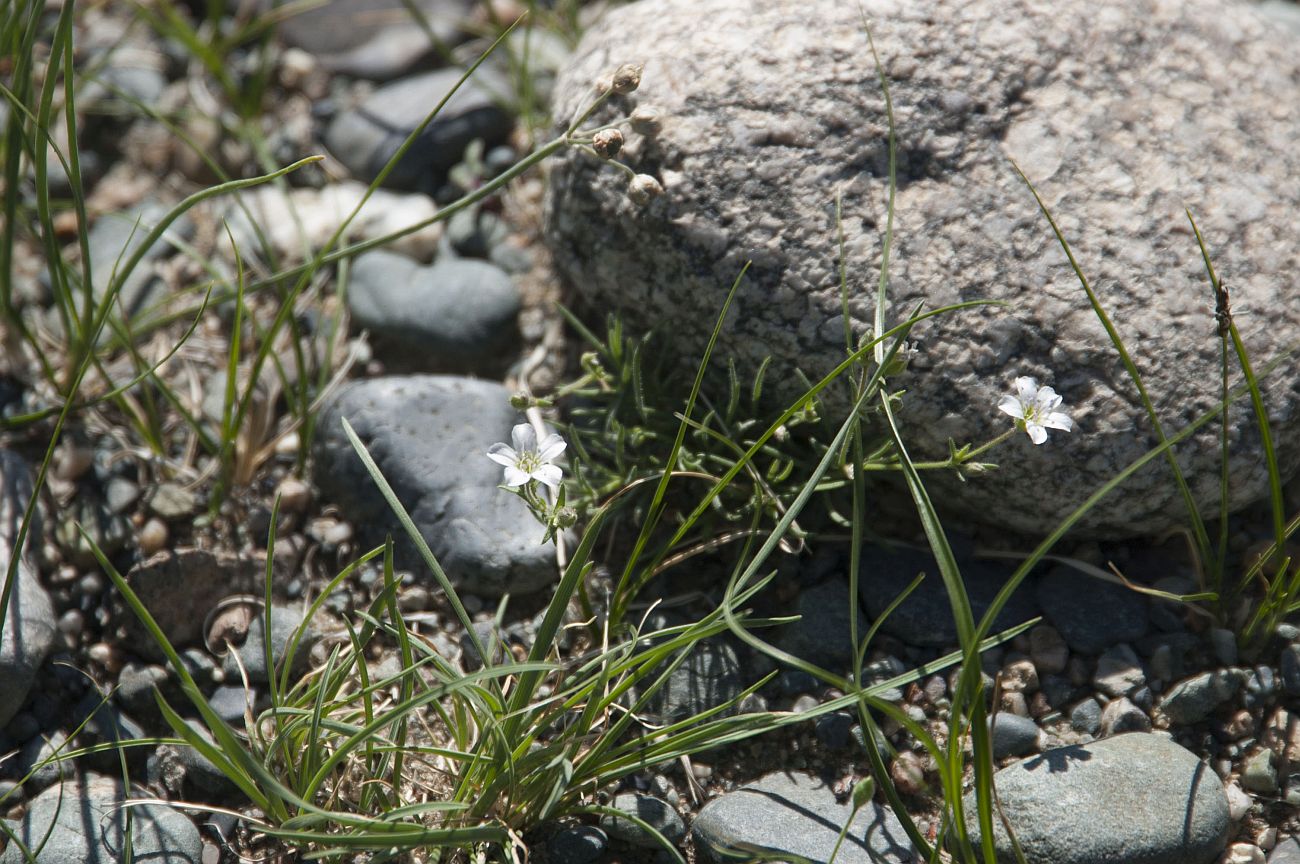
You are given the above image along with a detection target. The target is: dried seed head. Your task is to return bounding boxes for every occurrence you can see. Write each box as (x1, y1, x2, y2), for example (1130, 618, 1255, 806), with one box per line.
(611, 63, 643, 94)
(592, 128, 624, 159)
(626, 173, 664, 205)
(629, 105, 662, 136)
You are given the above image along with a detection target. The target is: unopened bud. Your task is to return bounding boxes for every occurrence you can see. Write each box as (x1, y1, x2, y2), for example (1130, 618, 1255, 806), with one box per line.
(611, 63, 643, 94)
(629, 105, 662, 136)
(592, 128, 623, 159)
(509, 392, 531, 410)
(553, 506, 578, 529)
(627, 173, 664, 205)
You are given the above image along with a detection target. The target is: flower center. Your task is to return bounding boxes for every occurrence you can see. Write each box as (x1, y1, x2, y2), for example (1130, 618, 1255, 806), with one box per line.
(517, 451, 542, 473)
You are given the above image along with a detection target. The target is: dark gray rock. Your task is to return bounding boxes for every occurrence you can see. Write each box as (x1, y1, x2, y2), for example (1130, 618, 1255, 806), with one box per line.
(120, 549, 262, 661)
(543, 0, 1300, 538)
(1281, 643, 1300, 697)
(1160, 669, 1248, 726)
(16, 730, 73, 792)
(222, 604, 322, 684)
(692, 771, 914, 864)
(778, 578, 868, 669)
(312, 376, 555, 595)
(965, 733, 1228, 864)
(150, 720, 240, 799)
(858, 544, 1038, 648)
(990, 712, 1041, 758)
(549, 825, 608, 864)
(648, 639, 745, 724)
(445, 207, 511, 259)
(1036, 568, 1148, 655)
(348, 250, 519, 365)
(600, 793, 683, 848)
(1099, 696, 1151, 736)
(0, 773, 202, 864)
(1070, 698, 1102, 735)
(208, 685, 255, 724)
(0, 451, 55, 731)
(325, 68, 513, 191)
(814, 711, 855, 750)
(276, 0, 473, 80)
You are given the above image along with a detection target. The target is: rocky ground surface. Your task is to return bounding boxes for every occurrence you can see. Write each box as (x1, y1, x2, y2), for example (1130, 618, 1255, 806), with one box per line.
(1, 2, 1299, 864)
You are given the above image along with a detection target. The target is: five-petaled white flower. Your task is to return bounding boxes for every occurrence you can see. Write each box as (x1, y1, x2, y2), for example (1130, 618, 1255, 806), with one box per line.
(487, 424, 566, 489)
(997, 376, 1073, 445)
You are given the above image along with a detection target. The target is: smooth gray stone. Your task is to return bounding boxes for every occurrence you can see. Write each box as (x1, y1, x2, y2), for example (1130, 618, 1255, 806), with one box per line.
(543, 0, 1300, 538)
(1281, 643, 1300, 696)
(222, 604, 321, 684)
(0, 774, 201, 864)
(549, 825, 607, 864)
(1070, 697, 1102, 735)
(325, 68, 513, 190)
(348, 250, 519, 364)
(990, 712, 1041, 758)
(276, 0, 473, 80)
(1036, 567, 1148, 655)
(600, 793, 683, 849)
(779, 578, 868, 668)
(1268, 836, 1300, 864)
(858, 544, 1038, 648)
(648, 639, 745, 724)
(87, 202, 192, 318)
(692, 771, 914, 864)
(0, 451, 55, 730)
(965, 733, 1228, 864)
(312, 376, 555, 595)
(1160, 669, 1248, 726)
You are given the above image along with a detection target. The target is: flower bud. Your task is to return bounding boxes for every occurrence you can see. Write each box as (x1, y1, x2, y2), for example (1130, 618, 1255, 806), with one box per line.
(611, 63, 643, 94)
(627, 173, 664, 205)
(509, 392, 532, 410)
(553, 506, 578, 529)
(629, 105, 662, 136)
(592, 128, 624, 159)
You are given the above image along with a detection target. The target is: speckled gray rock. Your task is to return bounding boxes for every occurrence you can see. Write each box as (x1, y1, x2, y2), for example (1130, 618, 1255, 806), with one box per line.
(326, 68, 513, 191)
(1160, 669, 1248, 725)
(275, 0, 473, 80)
(348, 250, 519, 365)
(543, 0, 1300, 538)
(858, 543, 1038, 647)
(0, 773, 202, 864)
(965, 733, 1228, 864)
(600, 793, 684, 848)
(0, 451, 55, 731)
(692, 771, 915, 864)
(548, 825, 607, 864)
(313, 376, 555, 595)
(1036, 567, 1147, 654)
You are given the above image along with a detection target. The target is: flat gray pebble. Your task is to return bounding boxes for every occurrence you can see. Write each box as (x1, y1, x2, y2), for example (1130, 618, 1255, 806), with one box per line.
(1036, 568, 1148, 655)
(991, 712, 1041, 758)
(600, 793, 684, 849)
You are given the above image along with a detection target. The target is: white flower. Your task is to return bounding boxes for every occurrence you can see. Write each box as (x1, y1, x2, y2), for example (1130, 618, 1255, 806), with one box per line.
(997, 376, 1073, 445)
(487, 424, 566, 489)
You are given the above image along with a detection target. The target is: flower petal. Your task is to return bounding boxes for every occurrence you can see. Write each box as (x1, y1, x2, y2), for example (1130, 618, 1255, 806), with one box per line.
(1044, 411, 1074, 432)
(534, 464, 563, 490)
(487, 443, 517, 466)
(537, 433, 567, 461)
(1035, 387, 1062, 412)
(511, 423, 538, 454)
(501, 466, 531, 487)
(1026, 423, 1048, 445)
(1015, 376, 1039, 404)
(997, 395, 1024, 419)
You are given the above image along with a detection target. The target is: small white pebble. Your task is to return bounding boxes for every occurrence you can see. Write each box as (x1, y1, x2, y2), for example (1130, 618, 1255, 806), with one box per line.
(274, 431, 301, 456)
(138, 518, 168, 556)
(88, 641, 123, 674)
(1221, 842, 1264, 864)
(691, 762, 713, 780)
(275, 477, 312, 513)
(1225, 781, 1252, 821)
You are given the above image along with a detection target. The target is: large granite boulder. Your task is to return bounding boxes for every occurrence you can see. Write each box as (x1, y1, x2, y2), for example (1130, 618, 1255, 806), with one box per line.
(543, 0, 1300, 537)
